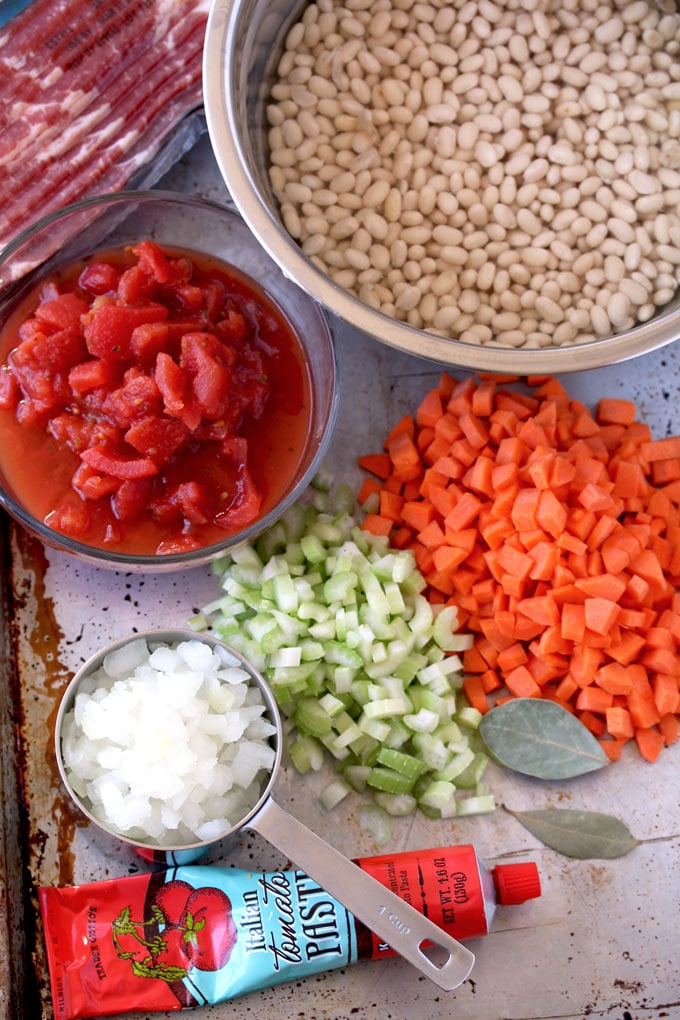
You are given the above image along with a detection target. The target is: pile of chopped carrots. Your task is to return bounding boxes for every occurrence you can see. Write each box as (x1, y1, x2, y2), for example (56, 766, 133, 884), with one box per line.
(358, 373, 680, 765)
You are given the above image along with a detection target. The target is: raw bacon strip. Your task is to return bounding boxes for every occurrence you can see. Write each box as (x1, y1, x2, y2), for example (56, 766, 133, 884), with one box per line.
(0, 0, 158, 137)
(0, 0, 208, 258)
(0, 21, 205, 246)
(0, 10, 205, 204)
(0, 16, 163, 158)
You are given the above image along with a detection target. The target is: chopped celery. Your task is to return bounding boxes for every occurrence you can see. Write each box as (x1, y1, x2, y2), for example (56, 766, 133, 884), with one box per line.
(367, 766, 416, 795)
(455, 794, 496, 816)
(289, 734, 324, 773)
(357, 803, 393, 847)
(319, 778, 352, 812)
(201, 486, 495, 820)
(376, 747, 425, 780)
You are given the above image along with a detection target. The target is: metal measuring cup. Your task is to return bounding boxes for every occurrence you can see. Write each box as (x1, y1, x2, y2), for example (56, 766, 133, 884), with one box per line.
(55, 628, 475, 991)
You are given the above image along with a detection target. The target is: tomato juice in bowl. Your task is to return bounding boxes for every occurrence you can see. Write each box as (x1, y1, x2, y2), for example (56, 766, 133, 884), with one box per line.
(0, 192, 339, 571)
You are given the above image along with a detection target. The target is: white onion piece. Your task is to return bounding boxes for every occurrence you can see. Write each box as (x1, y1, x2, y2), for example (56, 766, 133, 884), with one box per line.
(61, 639, 277, 845)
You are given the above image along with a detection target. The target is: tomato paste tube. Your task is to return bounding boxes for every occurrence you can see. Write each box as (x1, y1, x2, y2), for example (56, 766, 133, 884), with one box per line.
(38, 844, 541, 1018)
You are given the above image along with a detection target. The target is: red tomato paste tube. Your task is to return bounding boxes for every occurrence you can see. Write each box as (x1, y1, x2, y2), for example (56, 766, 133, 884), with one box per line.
(39, 844, 540, 1018)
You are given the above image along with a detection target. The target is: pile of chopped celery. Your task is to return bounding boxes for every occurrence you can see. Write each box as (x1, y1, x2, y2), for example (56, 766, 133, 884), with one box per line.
(194, 482, 495, 821)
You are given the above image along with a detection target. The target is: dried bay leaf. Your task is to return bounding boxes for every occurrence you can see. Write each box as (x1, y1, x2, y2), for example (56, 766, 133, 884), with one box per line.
(506, 807, 639, 859)
(479, 698, 609, 779)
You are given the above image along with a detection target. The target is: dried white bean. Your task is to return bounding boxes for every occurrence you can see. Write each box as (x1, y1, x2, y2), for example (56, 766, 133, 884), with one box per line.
(266, 0, 680, 350)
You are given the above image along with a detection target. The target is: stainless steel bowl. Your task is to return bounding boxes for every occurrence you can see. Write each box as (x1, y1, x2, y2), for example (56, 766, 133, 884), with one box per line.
(203, 0, 680, 373)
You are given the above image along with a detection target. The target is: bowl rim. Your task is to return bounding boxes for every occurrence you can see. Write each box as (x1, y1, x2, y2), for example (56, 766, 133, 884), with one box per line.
(54, 627, 284, 854)
(203, 0, 680, 375)
(0, 189, 341, 571)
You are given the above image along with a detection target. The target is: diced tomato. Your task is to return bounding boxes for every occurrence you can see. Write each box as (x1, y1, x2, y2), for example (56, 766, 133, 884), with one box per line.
(17, 318, 47, 342)
(124, 416, 189, 463)
(0, 366, 19, 409)
(35, 293, 89, 331)
(215, 464, 261, 530)
(71, 462, 120, 501)
(78, 261, 120, 295)
(180, 332, 235, 420)
(80, 444, 159, 479)
(130, 322, 171, 364)
(131, 240, 174, 284)
(84, 303, 168, 360)
(117, 265, 163, 305)
(16, 397, 52, 428)
(221, 435, 248, 462)
(11, 327, 86, 371)
(156, 534, 204, 555)
(69, 359, 116, 395)
(49, 415, 118, 454)
(174, 284, 204, 311)
(11, 365, 70, 413)
(154, 352, 186, 415)
(180, 332, 237, 372)
(101, 373, 162, 426)
(165, 481, 213, 524)
(201, 282, 226, 324)
(154, 351, 202, 431)
(165, 320, 205, 342)
(44, 502, 90, 536)
(111, 478, 153, 521)
(216, 309, 248, 346)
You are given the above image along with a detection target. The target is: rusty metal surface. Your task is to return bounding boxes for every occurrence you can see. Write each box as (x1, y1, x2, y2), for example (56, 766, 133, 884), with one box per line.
(1, 137, 680, 1019)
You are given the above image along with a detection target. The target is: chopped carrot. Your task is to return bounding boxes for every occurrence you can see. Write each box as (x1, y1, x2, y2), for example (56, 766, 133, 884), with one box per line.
(605, 705, 634, 740)
(628, 674, 661, 730)
(358, 477, 382, 507)
(401, 501, 435, 532)
(652, 673, 680, 717)
(379, 489, 404, 522)
(634, 727, 665, 763)
(652, 459, 680, 485)
(505, 665, 542, 698)
(596, 398, 637, 426)
(639, 436, 680, 462)
(361, 513, 393, 537)
(444, 491, 483, 531)
(387, 431, 422, 482)
(584, 597, 619, 636)
(596, 662, 635, 696)
(659, 713, 679, 745)
(358, 373, 680, 763)
(463, 674, 490, 715)
(577, 710, 607, 736)
(600, 738, 626, 762)
(575, 686, 614, 714)
(497, 641, 528, 673)
(358, 453, 392, 479)
(416, 388, 444, 428)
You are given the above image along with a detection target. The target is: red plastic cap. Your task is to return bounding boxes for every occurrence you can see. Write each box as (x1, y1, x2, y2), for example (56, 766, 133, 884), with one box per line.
(493, 862, 541, 905)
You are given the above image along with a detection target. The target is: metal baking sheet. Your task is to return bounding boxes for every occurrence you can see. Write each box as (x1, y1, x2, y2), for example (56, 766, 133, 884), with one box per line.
(1, 135, 679, 1019)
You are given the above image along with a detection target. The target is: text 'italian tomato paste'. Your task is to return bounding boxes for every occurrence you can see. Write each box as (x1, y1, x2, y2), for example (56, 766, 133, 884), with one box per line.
(39, 843, 541, 1017)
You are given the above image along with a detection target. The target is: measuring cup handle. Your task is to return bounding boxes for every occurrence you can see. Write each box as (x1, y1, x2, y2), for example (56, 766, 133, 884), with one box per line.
(248, 797, 475, 991)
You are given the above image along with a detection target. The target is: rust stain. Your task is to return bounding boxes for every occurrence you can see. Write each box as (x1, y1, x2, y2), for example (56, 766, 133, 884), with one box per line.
(13, 528, 78, 887)
(585, 863, 614, 890)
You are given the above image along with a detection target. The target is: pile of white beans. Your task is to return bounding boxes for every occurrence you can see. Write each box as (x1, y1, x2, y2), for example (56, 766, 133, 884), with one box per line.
(266, 0, 680, 349)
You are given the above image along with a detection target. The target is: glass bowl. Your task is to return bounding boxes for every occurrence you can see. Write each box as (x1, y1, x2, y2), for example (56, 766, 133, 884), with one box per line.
(0, 190, 339, 571)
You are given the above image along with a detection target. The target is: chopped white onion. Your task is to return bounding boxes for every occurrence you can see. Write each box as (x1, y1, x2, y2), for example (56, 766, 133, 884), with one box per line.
(61, 638, 277, 846)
